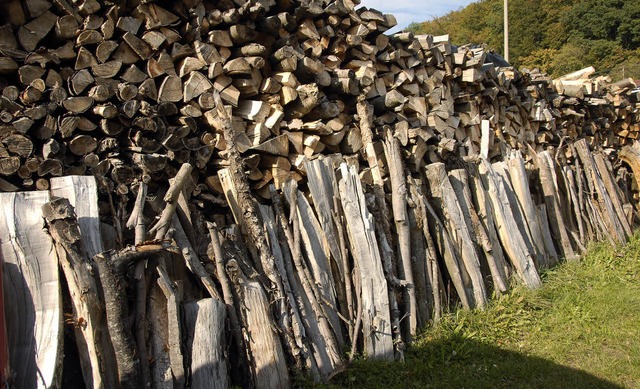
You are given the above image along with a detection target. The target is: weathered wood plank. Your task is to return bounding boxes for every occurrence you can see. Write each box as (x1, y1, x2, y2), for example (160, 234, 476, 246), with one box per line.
(425, 162, 487, 308)
(466, 163, 510, 292)
(282, 180, 344, 348)
(184, 298, 228, 389)
(593, 152, 632, 238)
(574, 140, 628, 245)
(0, 192, 62, 389)
(478, 159, 542, 288)
(50, 176, 104, 258)
(338, 163, 394, 360)
(305, 156, 353, 332)
(537, 151, 576, 261)
(383, 129, 417, 336)
(507, 153, 554, 268)
(227, 260, 290, 389)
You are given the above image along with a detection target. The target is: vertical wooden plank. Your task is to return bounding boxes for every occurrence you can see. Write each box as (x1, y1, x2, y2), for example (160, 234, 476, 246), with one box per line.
(282, 181, 344, 348)
(480, 119, 491, 159)
(574, 140, 628, 244)
(147, 283, 174, 389)
(466, 163, 511, 288)
(478, 159, 542, 288)
(184, 298, 228, 389)
(536, 205, 559, 266)
(425, 163, 487, 308)
(537, 151, 577, 260)
(304, 157, 345, 275)
(507, 153, 554, 268)
(338, 163, 394, 360)
(593, 152, 632, 238)
(156, 269, 185, 389)
(50, 176, 104, 258)
(493, 161, 544, 268)
(383, 129, 416, 338)
(228, 261, 290, 389)
(449, 169, 508, 293)
(305, 157, 352, 339)
(0, 192, 62, 389)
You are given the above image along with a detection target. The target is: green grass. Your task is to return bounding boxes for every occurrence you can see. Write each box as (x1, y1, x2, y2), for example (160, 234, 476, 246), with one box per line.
(323, 233, 640, 388)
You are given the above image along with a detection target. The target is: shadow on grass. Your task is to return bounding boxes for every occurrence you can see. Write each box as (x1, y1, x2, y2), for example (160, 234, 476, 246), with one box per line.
(329, 335, 622, 389)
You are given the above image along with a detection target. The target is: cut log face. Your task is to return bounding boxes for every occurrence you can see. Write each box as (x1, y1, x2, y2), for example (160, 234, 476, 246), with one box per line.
(0, 191, 62, 389)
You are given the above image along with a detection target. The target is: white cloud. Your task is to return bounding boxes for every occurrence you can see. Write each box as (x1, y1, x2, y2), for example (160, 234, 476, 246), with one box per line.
(359, 0, 477, 32)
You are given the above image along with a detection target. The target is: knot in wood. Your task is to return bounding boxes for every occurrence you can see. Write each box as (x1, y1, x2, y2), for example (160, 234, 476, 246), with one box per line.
(42, 196, 77, 221)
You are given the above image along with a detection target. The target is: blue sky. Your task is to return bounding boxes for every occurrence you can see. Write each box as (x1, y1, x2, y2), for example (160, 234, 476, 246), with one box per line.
(359, 0, 477, 33)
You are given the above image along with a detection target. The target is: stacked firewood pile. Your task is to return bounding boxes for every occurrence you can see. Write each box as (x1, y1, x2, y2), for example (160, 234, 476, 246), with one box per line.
(1, 0, 639, 388)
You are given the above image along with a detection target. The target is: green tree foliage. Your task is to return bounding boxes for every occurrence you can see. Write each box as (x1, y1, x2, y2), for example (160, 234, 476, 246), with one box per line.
(410, 0, 640, 79)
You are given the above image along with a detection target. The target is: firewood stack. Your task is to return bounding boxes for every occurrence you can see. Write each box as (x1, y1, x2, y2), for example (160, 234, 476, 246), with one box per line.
(1, 0, 640, 388)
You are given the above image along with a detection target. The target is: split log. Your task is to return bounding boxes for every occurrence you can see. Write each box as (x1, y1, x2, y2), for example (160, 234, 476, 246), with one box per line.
(226, 260, 290, 389)
(155, 267, 186, 388)
(449, 168, 508, 293)
(184, 298, 229, 389)
(574, 140, 628, 244)
(536, 151, 576, 261)
(0, 192, 62, 389)
(422, 194, 473, 309)
(282, 180, 344, 348)
(425, 162, 487, 308)
(270, 186, 343, 380)
(41, 197, 113, 389)
(593, 152, 632, 238)
(506, 153, 554, 268)
(383, 128, 417, 339)
(478, 159, 542, 288)
(49, 176, 103, 257)
(337, 163, 394, 359)
(492, 162, 544, 268)
(305, 156, 353, 336)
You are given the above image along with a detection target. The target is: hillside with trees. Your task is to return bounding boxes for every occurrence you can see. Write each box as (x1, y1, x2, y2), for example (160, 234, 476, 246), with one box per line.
(408, 0, 640, 79)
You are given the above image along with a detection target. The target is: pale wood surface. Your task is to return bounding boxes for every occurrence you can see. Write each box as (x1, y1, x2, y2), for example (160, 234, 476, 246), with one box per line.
(338, 163, 394, 359)
(0, 191, 61, 389)
(184, 298, 229, 389)
(50, 175, 104, 257)
(479, 159, 542, 288)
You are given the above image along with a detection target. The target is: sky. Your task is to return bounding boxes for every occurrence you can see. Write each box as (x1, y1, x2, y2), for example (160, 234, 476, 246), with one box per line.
(359, 0, 477, 33)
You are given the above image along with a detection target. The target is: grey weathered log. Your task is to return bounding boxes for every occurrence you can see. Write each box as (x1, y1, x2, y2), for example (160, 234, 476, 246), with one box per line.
(1, 192, 62, 389)
(478, 159, 542, 288)
(537, 151, 577, 260)
(425, 162, 487, 308)
(507, 153, 553, 268)
(226, 260, 291, 388)
(206, 222, 252, 381)
(383, 127, 417, 338)
(338, 163, 394, 360)
(184, 298, 229, 389)
(449, 168, 508, 293)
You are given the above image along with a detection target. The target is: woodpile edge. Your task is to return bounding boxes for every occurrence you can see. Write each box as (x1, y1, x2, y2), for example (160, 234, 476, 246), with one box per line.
(2, 0, 640, 388)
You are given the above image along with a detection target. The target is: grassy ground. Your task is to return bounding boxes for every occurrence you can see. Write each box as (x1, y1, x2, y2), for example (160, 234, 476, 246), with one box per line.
(324, 233, 640, 388)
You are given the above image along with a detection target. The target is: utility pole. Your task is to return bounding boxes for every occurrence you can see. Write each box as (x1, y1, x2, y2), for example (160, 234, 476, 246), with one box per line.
(504, 0, 509, 63)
